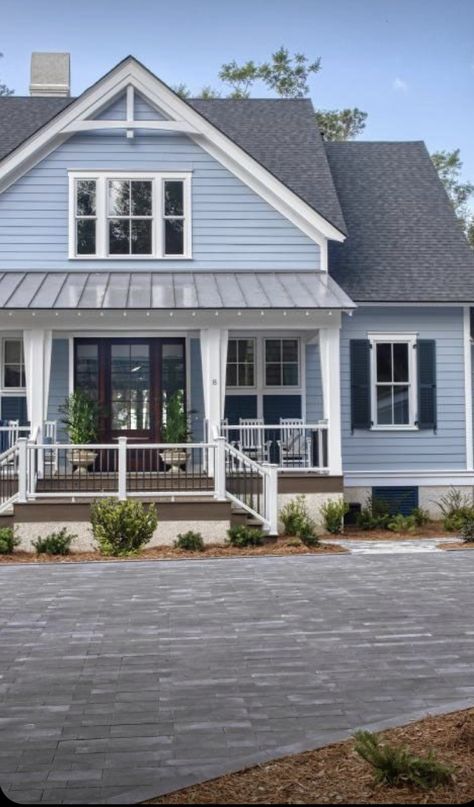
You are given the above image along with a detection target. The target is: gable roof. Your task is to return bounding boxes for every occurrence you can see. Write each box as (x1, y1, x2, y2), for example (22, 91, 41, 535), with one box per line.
(0, 57, 346, 242)
(325, 140, 474, 302)
(0, 96, 73, 161)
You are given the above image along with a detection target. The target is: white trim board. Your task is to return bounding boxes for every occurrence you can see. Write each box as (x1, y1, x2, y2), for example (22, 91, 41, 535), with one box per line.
(0, 57, 344, 248)
(345, 470, 474, 487)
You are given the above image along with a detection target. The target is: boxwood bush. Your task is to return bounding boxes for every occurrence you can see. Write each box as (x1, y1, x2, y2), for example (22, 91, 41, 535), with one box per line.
(279, 495, 320, 546)
(227, 524, 264, 547)
(91, 498, 158, 556)
(33, 528, 76, 555)
(0, 526, 19, 555)
(174, 531, 204, 551)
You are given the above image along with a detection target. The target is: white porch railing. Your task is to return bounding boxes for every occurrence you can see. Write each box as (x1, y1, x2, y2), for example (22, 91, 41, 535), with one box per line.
(220, 421, 329, 472)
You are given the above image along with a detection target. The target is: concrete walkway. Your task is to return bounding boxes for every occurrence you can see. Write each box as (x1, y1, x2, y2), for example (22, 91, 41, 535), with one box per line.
(1, 553, 473, 804)
(329, 536, 461, 554)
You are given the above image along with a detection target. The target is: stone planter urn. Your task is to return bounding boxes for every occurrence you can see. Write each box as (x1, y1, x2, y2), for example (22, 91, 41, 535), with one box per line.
(67, 448, 98, 475)
(160, 447, 187, 474)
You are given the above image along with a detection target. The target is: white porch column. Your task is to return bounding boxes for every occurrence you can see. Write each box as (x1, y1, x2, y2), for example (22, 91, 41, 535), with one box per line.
(199, 327, 229, 441)
(319, 320, 343, 476)
(23, 328, 53, 441)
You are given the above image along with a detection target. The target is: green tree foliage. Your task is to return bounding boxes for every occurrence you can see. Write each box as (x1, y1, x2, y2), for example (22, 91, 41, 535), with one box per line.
(431, 149, 474, 247)
(0, 53, 13, 96)
(315, 107, 368, 141)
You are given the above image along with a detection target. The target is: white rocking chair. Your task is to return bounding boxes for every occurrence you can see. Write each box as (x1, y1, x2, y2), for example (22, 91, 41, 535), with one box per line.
(238, 418, 271, 463)
(277, 418, 312, 468)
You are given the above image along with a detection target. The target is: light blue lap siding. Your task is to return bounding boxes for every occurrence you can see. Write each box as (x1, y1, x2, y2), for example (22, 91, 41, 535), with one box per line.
(47, 339, 69, 440)
(341, 307, 466, 471)
(0, 132, 320, 271)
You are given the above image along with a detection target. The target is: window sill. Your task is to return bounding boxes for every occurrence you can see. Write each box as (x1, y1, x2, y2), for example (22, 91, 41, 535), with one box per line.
(68, 254, 192, 261)
(370, 425, 419, 432)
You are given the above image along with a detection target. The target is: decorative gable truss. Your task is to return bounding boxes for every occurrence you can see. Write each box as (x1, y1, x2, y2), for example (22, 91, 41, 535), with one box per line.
(0, 57, 345, 265)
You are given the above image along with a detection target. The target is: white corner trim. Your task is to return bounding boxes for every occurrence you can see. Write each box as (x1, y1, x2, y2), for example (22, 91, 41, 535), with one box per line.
(0, 57, 344, 249)
(464, 306, 473, 470)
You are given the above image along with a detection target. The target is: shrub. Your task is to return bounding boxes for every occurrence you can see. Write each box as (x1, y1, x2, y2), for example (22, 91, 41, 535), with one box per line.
(410, 507, 431, 527)
(174, 531, 204, 551)
(387, 514, 417, 533)
(227, 524, 264, 547)
(279, 495, 319, 545)
(353, 730, 453, 789)
(459, 513, 474, 544)
(285, 538, 303, 548)
(33, 528, 76, 555)
(91, 499, 158, 556)
(0, 527, 19, 555)
(320, 499, 349, 534)
(437, 487, 474, 532)
(356, 496, 391, 530)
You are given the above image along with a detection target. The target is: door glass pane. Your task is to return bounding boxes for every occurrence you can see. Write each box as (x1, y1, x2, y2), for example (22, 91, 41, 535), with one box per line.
(110, 343, 150, 431)
(376, 343, 392, 383)
(75, 343, 99, 400)
(394, 385, 409, 424)
(161, 343, 185, 436)
(376, 386, 392, 425)
(393, 343, 409, 382)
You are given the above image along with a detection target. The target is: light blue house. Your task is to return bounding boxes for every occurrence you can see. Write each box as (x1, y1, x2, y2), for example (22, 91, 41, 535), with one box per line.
(0, 53, 473, 544)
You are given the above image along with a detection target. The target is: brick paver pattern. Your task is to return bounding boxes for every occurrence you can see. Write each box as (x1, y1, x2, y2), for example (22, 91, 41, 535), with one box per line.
(1, 553, 473, 803)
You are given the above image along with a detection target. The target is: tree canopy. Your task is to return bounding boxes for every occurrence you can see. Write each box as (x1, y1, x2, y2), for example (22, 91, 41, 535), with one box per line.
(0, 53, 13, 97)
(431, 150, 474, 248)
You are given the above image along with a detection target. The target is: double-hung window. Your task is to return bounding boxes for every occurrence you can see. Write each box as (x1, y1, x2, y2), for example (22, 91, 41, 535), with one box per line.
(371, 335, 416, 428)
(226, 339, 256, 388)
(69, 172, 191, 258)
(3, 339, 25, 390)
(265, 338, 299, 387)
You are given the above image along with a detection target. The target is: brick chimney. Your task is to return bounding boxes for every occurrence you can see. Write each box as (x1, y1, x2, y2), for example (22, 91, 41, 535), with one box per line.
(29, 52, 70, 97)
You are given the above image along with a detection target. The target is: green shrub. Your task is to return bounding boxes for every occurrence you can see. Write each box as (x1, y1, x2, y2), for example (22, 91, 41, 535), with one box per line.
(0, 527, 19, 555)
(174, 531, 204, 551)
(459, 513, 474, 543)
(227, 524, 264, 547)
(279, 495, 319, 545)
(356, 496, 391, 530)
(353, 730, 453, 789)
(320, 499, 349, 534)
(387, 514, 417, 533)
(91, 499, 158, 556)
(437, 487, 474, 532)
(285, 538, 303, 547)
(410, 507, 431, 527)
(33, 528, 76, 555)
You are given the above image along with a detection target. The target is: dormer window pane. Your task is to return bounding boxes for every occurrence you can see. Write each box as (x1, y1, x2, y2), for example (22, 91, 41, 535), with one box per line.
(132, 181, 152, 216)
(77, 219, 96, 255)
(164, 181, 183, 216)
(75, 179, 96, 255)
(165, 219, 184, 255)
(76, 180, 96, 216)
(109, 180, 131, 216)
(107, 179, 153, 255)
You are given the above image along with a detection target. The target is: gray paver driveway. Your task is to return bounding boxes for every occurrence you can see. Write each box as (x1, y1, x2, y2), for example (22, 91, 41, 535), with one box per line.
(1, 553, 473, 804)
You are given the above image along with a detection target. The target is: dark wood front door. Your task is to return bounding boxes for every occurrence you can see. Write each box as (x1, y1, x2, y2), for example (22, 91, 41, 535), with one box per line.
(74, 337, 186, 469)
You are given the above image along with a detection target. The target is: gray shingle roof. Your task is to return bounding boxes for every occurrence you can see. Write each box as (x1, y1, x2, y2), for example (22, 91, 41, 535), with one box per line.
(0, 95, 346, 235)
(325, 140, 474, 302)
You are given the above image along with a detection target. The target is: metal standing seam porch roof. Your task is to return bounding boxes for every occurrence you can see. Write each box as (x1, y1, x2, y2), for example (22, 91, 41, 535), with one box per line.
(0, 272, 355, 310)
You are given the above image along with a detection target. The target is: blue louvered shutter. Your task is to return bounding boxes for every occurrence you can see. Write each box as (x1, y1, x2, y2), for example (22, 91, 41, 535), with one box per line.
(416, 340, 436, 431)
(350, 339, 371, 430)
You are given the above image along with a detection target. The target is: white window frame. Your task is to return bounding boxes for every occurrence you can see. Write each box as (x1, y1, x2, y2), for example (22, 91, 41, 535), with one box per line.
(225, 334, 304, 419)
(369, 333, 418, 431)
(226, 337, 257, 390)
(68, 170, 192, 259)
(1, 337, 26, 393)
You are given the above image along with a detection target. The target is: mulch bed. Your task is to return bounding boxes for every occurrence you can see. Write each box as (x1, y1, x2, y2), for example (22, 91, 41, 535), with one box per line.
(341, 523, 451, 540)
(437, 541, 474, 551)
(0, 539, 348, 564)
(149, 708, 474, 805)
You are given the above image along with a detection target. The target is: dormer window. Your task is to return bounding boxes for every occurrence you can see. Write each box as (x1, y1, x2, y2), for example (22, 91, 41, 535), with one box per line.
(69, 171, 191, 259)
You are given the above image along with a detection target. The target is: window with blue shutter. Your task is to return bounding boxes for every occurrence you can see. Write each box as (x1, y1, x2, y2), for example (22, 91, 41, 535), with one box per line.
(350, 340, 371, 430)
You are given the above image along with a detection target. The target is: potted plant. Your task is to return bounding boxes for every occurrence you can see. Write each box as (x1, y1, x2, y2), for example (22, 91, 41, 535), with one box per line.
(160, 389, 189, 473)
(60, 391, 100, 475)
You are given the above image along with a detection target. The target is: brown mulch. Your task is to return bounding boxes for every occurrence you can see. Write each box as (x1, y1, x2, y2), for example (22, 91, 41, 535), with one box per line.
(437, 541, 474, 551)
(0, 539, 348, 564)
(148, 708, 474, 805)
(341, 522, 451, 540)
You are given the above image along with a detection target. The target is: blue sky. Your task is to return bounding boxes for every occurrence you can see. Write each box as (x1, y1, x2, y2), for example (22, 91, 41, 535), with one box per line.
(2, 0, 473, 183)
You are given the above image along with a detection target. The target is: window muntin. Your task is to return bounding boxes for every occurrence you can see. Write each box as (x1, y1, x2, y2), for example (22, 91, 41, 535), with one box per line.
(226, 339, 255, 388)
(75, 179, 97, 255)
(265, 339, 299, 387)
(372, 338, 415, 427)
(3, 339, 25, 389)
(107, 179, 153, 255)
(70, 173, 190, 258)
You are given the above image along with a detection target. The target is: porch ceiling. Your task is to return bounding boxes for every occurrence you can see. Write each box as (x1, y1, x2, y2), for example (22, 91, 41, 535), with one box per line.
(0, 271, 355, 310)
